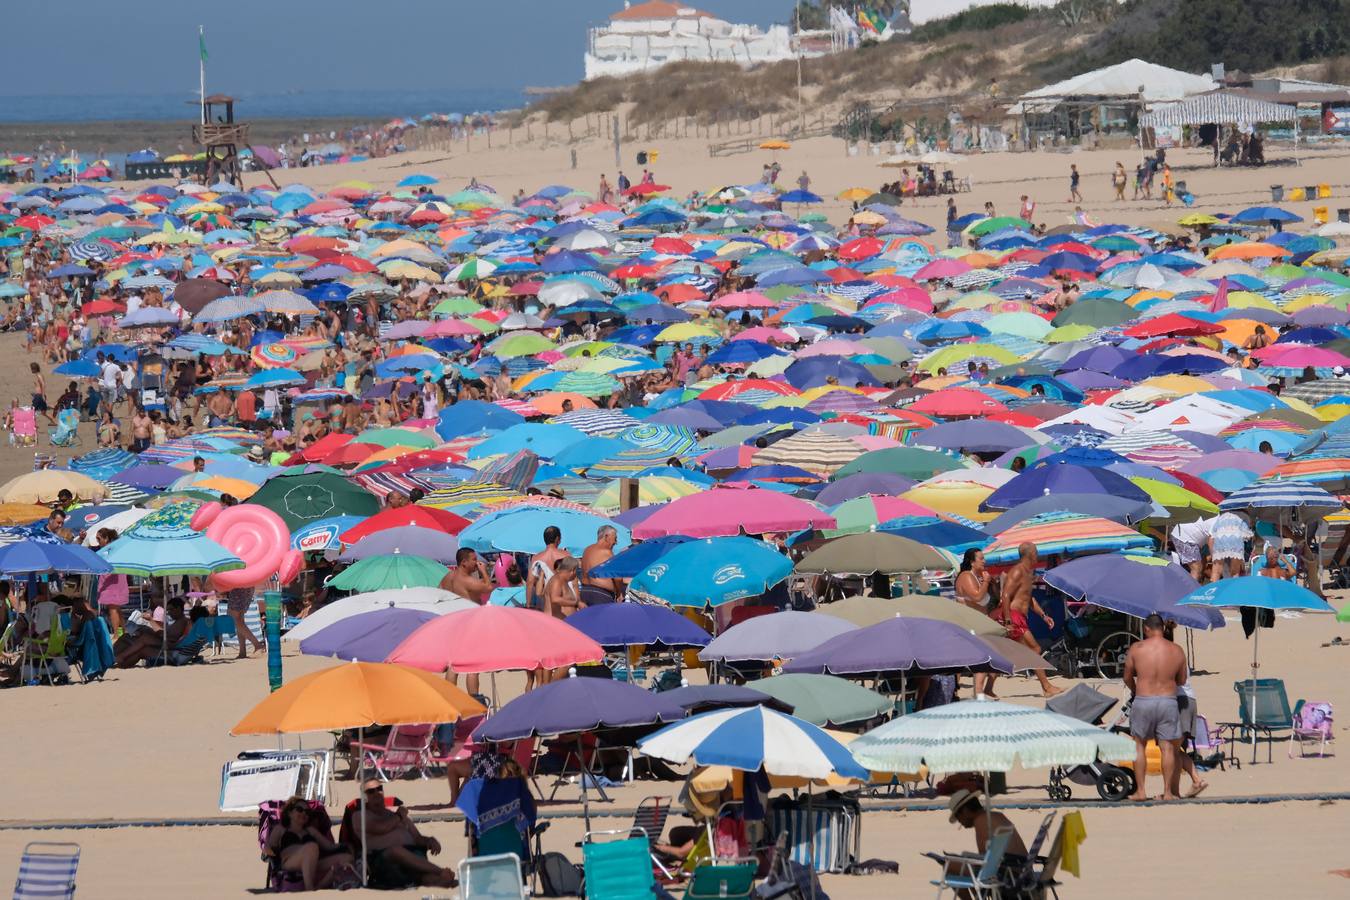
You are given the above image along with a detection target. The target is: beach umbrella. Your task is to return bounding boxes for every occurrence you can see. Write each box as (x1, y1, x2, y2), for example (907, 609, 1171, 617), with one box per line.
(697, 610, 858, 663)
(746, 674, 893, 727)
(566, 602, 711, 651)
(327, 553, 448, 592)
(814, 472, 918, 506)
(981, 511, 1153, 566)
(282, 587, 475, 643)
(338, 526, 460, 563)
(1179, 576, 1332, 761)
(980, 463, 1151, 511)
(629, 536, 793, 607)
(0, 470, 107, 504)
(0, 539, 112, 575)
(982, 494, 1153, 533)
(1218, 478, 1342, 523)
(387, 605, 604, 674)
(299, 607, 440, 662)
(832, 447, 972, 481)
(631, 485, 834, 539)
(783, 616, 1012, 678)
(96, 501, 243, 577)
(231, 661, 484, 886)
(247, 471, 381, 531)
(290, 515, 369, 553)
(476, 675, 683, 742)
(639, 706, 868, 781)
(794, 532, 951, 576)
(458, 505, 629, 555)
(339, 505, 469, 542)
(824, 594, 1004, 635)
(1042, 554, 1224, 630)
(849, 698, 1133, 774)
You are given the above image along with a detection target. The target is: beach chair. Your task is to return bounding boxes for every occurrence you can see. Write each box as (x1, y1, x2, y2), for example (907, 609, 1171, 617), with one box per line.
(1030, 820, 1065, 900)
(1221, 678, 1296, 764)
(684, 858, 758, 899)
(1002, 812, 1057, 898)
(923, 826, 1012, 900)
(425, 712, 486, 774)
(350, 723, 434, 780)
(22, 617, 71, 685)
(48, 408, 80, 448)
(1289, 700, 1334, 758)
(459, 852, 527, 900)
(12, 841, 80, 900)
(10, 407, 36, 447)
(582, 828, 655, 900)
(1190, 715, 1232, 771)
(630, 795, 672, 875)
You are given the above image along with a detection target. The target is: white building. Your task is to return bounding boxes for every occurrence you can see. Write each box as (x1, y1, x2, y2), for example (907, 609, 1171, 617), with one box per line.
(585, 1, 832, 80)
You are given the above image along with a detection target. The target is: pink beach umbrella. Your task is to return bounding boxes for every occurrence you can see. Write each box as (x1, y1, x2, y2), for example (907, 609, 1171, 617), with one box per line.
(631, 484, 836, 539)
(913, 258, 972, 281)
(732, 326, 794, 344)
(386, 605, 603, 674)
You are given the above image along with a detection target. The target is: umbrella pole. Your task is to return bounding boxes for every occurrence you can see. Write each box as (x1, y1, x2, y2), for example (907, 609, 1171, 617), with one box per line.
(359, 726, 368, 887)
(1251, 625, 1260, 763)
(806, 781, 817, 900)
(577, 734, 591, 832)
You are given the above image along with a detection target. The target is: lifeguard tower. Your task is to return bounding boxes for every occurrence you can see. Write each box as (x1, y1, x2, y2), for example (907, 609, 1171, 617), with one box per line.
(192, 94, 249, 186)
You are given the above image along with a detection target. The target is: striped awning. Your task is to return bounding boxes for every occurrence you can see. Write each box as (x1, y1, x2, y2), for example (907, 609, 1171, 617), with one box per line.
(1140, 91, 1296, 128)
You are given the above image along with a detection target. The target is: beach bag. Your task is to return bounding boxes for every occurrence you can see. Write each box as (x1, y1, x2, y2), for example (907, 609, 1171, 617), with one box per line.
(538, 851, 584, 896)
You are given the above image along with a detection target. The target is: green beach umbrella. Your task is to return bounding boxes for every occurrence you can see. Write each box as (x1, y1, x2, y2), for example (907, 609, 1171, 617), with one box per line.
(748, 674, 893, 726)
(1051, 299, 1138, 328)
(965, 216, 1033, 236)
(833, 447, 972, 481)
(247, 471, 381, 532)
(488, 332, 557, 358)
(556, 371, 621, 397)
(355, 427, 440, 450)
(328, 553, 448, 592)
(433, 296, 483, 316)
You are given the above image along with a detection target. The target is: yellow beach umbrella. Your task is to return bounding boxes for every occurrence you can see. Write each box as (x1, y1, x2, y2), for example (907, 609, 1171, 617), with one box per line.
(837, 187, 872, 202)
(900, 481, 996, 522)
(655, 322, 719, 343)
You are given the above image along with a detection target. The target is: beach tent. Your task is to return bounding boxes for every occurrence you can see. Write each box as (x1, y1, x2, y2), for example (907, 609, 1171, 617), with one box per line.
(1140, 91, 1299, 164)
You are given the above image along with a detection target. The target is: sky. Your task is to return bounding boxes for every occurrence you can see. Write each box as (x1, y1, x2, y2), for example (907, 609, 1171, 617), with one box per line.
(5, 0, 792, 98)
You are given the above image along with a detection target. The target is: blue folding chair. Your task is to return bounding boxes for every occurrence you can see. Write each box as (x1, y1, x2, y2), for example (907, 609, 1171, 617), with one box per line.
(923, 827, 1012, 900)
(1223, 678, 1297, 764)
(13, 841, 80, 900)
(582, 828, 654, 900)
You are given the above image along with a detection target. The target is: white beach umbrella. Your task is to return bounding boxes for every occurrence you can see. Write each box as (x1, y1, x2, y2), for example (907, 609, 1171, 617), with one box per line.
(281, 587, 474, 642)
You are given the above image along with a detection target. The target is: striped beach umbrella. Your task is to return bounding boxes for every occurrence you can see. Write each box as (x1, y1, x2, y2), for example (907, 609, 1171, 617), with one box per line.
(850, 698, 1134, 774)
(590, 476, 704, 514)
(752, 430, 865, 477)
(1265, 457, 1350, 492)
(639, 706, 868, 781)
(981, 511, 1152, 565)
(549, 409, 641, 435)
(1218, 478, 1343, 523)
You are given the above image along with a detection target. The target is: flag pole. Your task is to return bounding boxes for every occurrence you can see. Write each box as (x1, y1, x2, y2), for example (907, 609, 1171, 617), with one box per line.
(199, 25, 207, 126)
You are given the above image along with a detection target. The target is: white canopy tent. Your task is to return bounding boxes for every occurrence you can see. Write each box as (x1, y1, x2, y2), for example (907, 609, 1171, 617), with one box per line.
(1140, 91, 1299, 165)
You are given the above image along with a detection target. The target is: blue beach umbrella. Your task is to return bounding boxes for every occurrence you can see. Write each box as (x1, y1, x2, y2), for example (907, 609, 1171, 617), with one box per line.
(0, 539, 112, 575)
(566, 603, 711, 651)
(629, 536, 792, 608)
(459, 506, 630, 555)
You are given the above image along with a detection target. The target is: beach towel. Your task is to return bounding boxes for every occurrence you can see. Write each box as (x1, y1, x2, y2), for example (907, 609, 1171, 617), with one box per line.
(1061, 810, 1086, 877)
(70, 615, 114, 680)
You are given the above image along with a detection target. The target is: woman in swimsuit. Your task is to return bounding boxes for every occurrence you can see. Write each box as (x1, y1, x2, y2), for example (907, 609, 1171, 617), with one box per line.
(956, 549, 995, 698)
(265, 797, 354, 891)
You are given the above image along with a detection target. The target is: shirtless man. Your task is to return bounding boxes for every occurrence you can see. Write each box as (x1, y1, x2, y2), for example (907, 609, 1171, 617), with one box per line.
(206, 389, 233, 427)
(353, 781, 456, 888)
(528, 526, 570, 611)
(579, 525, 622, 607)
(1123, 614, 1188, 801)
(440, 548, 493, 696)
(995, 542, 1060, 697)
(543, 556, 581, 621)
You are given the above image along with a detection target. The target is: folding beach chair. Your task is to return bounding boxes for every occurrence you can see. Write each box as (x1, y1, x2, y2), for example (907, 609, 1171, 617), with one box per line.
(12, 841, 80, 900)
(1221, 678, 1296, 764)
(923, 827, 1012, 900)
(350, 723, 434, 780)
(1002, 812, 1057, 898)
(459, 852, 527, 900)
(48, 408, 80, 448)
(10, 407, 36, 447)
(1289, 700, 1334, 758)
(630, 795, 672, 875)
(583, 828, 655, 900)
(684, 858, 757, 900)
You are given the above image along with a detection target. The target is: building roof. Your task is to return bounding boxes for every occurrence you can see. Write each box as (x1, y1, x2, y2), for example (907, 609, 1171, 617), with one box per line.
(611, 1, 715, 21)
(1021, 59, 1216, 103)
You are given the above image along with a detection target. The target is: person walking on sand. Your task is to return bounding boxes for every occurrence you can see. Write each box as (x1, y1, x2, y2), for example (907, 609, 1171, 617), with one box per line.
(1019, 194, 1035, 223)
(1068, 164, 1083, 203)
(1161, 163, 1175, 206)
(1112, 161, 1128, 201)
(1123, 614, 1187, 801)
(995, 543, 1061, 697)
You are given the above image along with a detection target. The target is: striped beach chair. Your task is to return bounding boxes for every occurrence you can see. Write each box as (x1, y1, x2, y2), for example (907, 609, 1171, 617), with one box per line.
(13, 841, 80, 900)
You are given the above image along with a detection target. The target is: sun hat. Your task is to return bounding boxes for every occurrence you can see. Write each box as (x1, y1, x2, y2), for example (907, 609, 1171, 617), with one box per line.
(947, 788, 983, 823)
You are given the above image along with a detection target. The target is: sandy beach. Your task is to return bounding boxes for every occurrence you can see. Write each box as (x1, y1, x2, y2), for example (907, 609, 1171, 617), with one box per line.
(4, 125, 1350, 898)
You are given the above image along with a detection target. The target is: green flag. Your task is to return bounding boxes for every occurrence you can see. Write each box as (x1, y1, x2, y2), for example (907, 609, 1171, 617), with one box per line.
(199, 29, 208, 63)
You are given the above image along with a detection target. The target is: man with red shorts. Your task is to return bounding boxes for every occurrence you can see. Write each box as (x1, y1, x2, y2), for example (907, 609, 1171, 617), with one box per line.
(990, 542, 1061, 698)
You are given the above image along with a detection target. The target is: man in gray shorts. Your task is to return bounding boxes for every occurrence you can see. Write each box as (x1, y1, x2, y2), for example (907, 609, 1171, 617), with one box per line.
(1123, 614, 1188, 801)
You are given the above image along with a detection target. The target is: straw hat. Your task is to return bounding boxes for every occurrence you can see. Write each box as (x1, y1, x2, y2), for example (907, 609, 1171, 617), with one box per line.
(948, 788, 983, 823)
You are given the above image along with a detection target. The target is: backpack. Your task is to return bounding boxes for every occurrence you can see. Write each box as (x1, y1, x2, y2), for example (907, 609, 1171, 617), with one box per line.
(537, 851, 584, 897)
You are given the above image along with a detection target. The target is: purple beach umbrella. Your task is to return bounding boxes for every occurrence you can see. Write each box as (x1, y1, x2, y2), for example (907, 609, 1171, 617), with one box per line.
(782, 616, 1013, 676)
(338, 525, 460, 563)
(299, 607, 439, 662)
(473, 674, 685, 741)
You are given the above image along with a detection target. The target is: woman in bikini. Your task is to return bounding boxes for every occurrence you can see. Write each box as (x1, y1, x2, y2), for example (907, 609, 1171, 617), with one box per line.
(956, 549, 995, 698)
(265, 797, 354, 891)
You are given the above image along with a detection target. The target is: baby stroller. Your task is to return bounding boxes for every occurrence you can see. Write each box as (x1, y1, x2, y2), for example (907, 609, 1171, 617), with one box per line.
(1045, 684, 1136, 802)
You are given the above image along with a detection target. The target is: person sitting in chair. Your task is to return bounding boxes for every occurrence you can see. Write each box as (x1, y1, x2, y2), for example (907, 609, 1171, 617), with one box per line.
(945, 789, 1028, 893)
(114, 597, 188, 668)
(351, 780, 457, 888)
(264, 797, 355, 891)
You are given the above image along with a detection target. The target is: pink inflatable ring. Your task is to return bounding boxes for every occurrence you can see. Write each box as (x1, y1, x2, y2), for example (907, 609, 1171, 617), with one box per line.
(191, 502, 303, 591)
